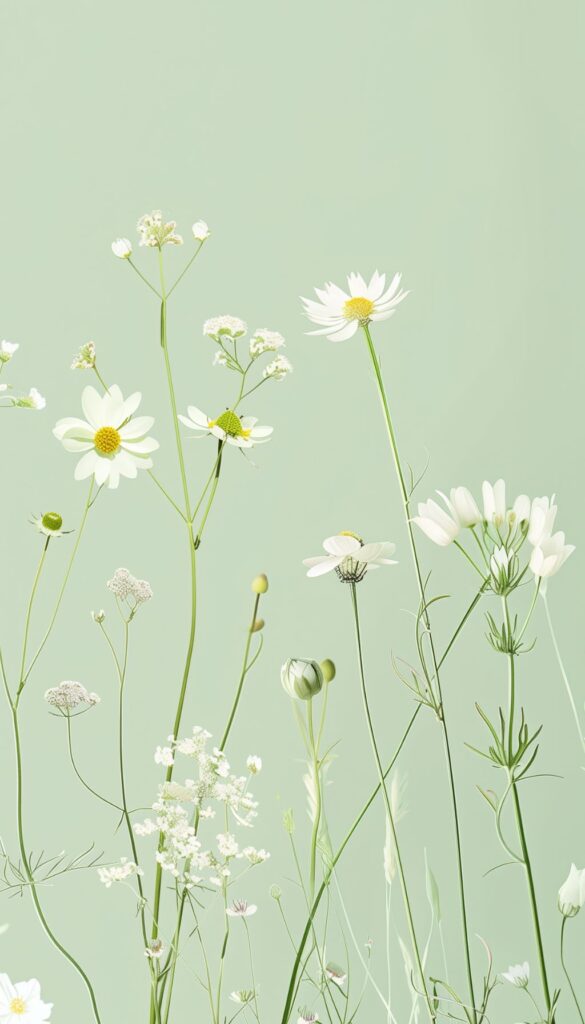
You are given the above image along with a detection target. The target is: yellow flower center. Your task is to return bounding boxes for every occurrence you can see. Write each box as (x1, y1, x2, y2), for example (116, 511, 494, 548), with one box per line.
(94, 425, 121, 455)
(208, 410, 251, 438)
(9, 998, 26, 1014)
(343, 296, 374, 322)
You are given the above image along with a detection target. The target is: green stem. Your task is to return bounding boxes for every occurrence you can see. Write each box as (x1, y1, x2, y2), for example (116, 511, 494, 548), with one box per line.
(66, 714, 122, 811)
(560, 917, 585, 1023)
(542, 592, 585, 755)
(362, 322, 477, 1024)
(350, 584, 434, 1022)
(307, 698, 322, 905)
(17, 537, 50, 699)
(220, 593, 261, 750)
(92, 364, 110, 392)
(128, 257, 162, 299)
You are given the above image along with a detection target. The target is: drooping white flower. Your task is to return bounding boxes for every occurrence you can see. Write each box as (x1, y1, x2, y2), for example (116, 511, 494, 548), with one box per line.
(262, 354, 292, 381)
(324, 963, 347, 987)
(230, 991, 255, 1005)
(249, 329, 285, 357)
(448, 487, 482, 527)
(203, 316, 247, 340)
(501, 962, 530, 988)
(301, 271, 408, 342)
(558, 864, 585, 917)
(71, 341, 96, 370)
(0, 341, 18, 363)
(15, 388, 45, 410)
(528, 496, 558, 547)
(144, 939, 165, 959)
(246, 755, 262, 774)
(111, 238, 132, 259)
(0, 974, 52, 1022)
(137, 211, 182, 248)
(44, 682, 100, 711)
(178, 406, 273, 448)
(226, 899, 257, 918)
(413, 498, 460, 547)
(303, 533, 397, 582)
(53, 385, 159, 489)
(298, 1011, 320, 1024)
(530, 532, 575, 579)
(192, 220, 210, 241)
(97, 858, 144, 888)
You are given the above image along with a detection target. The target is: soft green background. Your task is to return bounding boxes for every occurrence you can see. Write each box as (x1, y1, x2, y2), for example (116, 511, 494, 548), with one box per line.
(1, 1, 584, 1020)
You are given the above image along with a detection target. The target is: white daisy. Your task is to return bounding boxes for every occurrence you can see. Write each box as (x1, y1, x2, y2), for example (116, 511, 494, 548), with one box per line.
(178, 406, 273, 448)
(301, 271, 408, 342)
(0, 974, 52, 1023)
(226, 899, 257, 918)
(53, 385, 159, 489)
(303, 533, 397, 583)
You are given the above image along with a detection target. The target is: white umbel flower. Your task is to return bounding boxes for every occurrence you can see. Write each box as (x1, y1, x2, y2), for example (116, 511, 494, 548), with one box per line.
(250, 329, 285, 357)
(226, 899, 257, 918)
(558, 863, 585, 917)
(53, 385, 159, 489)
(303, 533, 397, 582)
(178, 406, 273, 448)
(501, 962, 529, 988)
(0, 975, 52, 1022)
(192, 220, 210, 241)
(71, 341, 96, 370)
(98, 858, 144, 888)
(137, 211, 182, 248)
(262, 355, 292, 381)
(0, 340, 18, 363)
(530, 532, 575, 578)
(111, 238, 132, 259)
(44, 681, 100, 711)
(203, 316, 247, 340)
(301, 271, 408, 342)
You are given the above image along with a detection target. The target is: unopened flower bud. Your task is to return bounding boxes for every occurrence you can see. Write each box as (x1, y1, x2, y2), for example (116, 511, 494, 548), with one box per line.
(558, 864, 585, 918)
(251, 573, 269, 594)
(111, 238, 132, 259)
(92, 609, 106, 624)
(281, 658, 323, 701)
(42, 512, 62, 532)
(320, 659, 336, 683)
(251, 618, 265, 632)
(270, 883, 282, 900)
(283, 808, 295, 834)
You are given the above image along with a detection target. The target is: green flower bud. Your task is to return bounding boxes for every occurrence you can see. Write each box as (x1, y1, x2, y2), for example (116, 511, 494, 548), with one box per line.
(42, 512, 63, 532)
(283, 808, 295, 834)
(281, 658, 323, 701)
(251, 573, 269, 594)
(320, 658, 336, 683)
(251, 618, 265, 633)
(269, 884, 282, 901)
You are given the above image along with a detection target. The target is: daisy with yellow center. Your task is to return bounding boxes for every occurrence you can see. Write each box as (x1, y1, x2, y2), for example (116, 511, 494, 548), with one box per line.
(301, 271, 408, 341)
(53, 385, 159, 489)
(0, 974, 52, 1022)
(178, 405, 273, 449)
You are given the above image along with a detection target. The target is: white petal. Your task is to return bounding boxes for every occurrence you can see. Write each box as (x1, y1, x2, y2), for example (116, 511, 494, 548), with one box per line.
(327, 320, 359, 342)
(306, 557, 340, 577)
(323, 535, 361, 556)
(119, 415, 155, 439)
(74, 450, 99, 480)
(81, 386, 105, 427)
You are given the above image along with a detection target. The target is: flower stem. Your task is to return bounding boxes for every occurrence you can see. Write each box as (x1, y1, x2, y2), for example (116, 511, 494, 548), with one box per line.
(542, 591, 585, 755)
(362, 322, 477, 1023)
(307, 697, 323, 905)
(560, 917, 585, 1023)
(220, 592, 261, 750)
(350, 583, 435, 1023)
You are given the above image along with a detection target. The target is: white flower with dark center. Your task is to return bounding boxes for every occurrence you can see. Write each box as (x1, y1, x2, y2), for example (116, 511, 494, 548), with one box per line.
(137, 211, 182, 248)
(0, 341, 18, 363)
(226, 899, 257, 918)
(301, 271, 408, 342)
(0, 975, 52, 1022)
(192, 220, 210, 241)
(111, 238, 132, 259)
(262, 354, 292, 381)
(250, 329, 285, 357)
(15, 388, 45, 410)
(44, 681, 100, 711)
(501, 962, 529, 988)
(53, 385, 158, 489)
(98, 858, 144, 888)
(31, 512, 71, 538)
(71, 341, 96, 370)
(530, 532, 575, 579)
(203, 316, 247, 340)
(304, 533, 397, 583)
(325, 963, 347, 987)
(178, 406, 273, 448)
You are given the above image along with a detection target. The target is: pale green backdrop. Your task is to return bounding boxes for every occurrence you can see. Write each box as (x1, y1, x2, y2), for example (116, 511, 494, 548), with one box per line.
(0, 1, 584, 1021)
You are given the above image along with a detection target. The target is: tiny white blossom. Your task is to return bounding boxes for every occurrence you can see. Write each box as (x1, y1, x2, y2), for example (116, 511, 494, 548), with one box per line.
(501, 962, 529, 988)
(226, 899, 257, 918)
(145, 939, 165, 959)
(192, 220, 210, 241)
(203, 316, 247, 340)
(217, 833, 239, 858)
(71, 341, 96, 370)
(247, 755, 262, 774)
(249, 329, 285, 357)
(137, 211, 182, 248)
(111, 237, 132, 258)
(15, 387, 46, 410)
(92, 609, 105, 623)
(0, 340, 19, 363)
(98, 858, 144, 888)
(262, 354, 293, 381)
(154, 746, 174, 767)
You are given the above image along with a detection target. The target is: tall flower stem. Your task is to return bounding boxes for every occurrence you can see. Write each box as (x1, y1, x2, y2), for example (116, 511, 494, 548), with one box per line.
(307, 698, 323, 905)
(350, 583, 435, 1023)
(542, 591, 585, 756)
(362, 323, 477, 1022)
(560, 918, 585, 1023)
(503, 597, 553, 1018)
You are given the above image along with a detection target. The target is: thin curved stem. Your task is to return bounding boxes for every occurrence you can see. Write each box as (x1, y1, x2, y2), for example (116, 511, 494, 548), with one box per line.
(560, 917, 585, 1023)
(542, 592, 585, 755)
(66, 714, 122, 811)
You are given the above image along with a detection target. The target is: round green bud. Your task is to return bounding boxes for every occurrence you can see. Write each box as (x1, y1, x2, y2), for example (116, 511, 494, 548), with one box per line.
(251, 573, 269, 594)
(42, 512, 63, 532)
(281, 658, 323, 701)
(320, 659, 336, 683)
(269, 883, 282, 901)
(251, 618, 265, 633)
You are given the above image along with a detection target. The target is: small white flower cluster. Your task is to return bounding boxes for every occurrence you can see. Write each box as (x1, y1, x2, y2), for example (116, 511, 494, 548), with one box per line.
(204, 316, 248, 340)
(44, 681, 100, 711)
(135, 727, 269, 890)
(262, 354, 293, 382)
(106, 568, 153, 612)
(98, 857, 144, 888)
(71, 341, 96, 370)
(137, 210, 183, 248)
(0, 342, 45, 410)
(203, 318, 292, 380)
(249, 329, 285, 357)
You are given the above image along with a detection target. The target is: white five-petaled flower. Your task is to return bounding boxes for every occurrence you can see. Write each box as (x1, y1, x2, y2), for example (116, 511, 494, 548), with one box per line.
(558, 864, 585, 917)
(530, 532, 575, 579)
(192, 220, 210, 241)
(0, 974, 52, 1022)
(301, 271, 408, 342)
(226, 900, 257, 918)
(501, 962, 529, 988)
(0, 340, 18, 363)
(178, 406, 273, 448)
(303, 533, 397, 583)
(111, 238, 132, 259)
(53, 385, 159, 489)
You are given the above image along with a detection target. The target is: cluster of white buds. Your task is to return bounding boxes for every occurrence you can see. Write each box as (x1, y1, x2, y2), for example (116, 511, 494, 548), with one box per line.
(137, 210, 183, 248)
(71, 341, 96, 370)
(203, 317, 293, 381)
(262, 354, 293, 381)
(204, 316, 247, 341)
(106, 568, 153, 616)
(44, 681, 100, 711)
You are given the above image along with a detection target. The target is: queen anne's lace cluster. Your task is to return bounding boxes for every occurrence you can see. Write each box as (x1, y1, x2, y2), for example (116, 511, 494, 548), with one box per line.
(137, 210, 182, 248)
(44, 681, 100, 710)
(135, 727, 269, 890)
(107, 568, 153, 606)
(98, 858, 144, 888)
